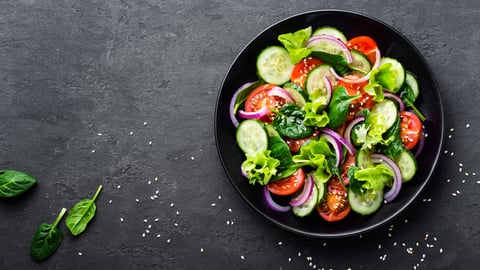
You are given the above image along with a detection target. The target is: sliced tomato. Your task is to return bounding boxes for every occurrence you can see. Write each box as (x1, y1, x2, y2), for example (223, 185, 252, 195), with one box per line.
(400, 111, 423, 150)
(244, 84, 286, 123)
(267, 168, 305, 196)
(336, 77, 375, 121)
(339, 153, 356, 185)
(290, 57, 323, 88)
(284, 129, 320, 153)
(316, 178, 351, 222)
(347, 36, 378, 65)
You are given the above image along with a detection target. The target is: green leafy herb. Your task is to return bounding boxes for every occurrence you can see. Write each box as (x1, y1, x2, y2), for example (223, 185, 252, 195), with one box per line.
(66, 185, 103, 236)
(278, 26, 312, 64)
(327, 86, 361, 129)
(292, 137, 334, 183)
(30, 208, 67, 262)
(304, 100, 330, 127)
(310, 51, 351, 76)
(0, 170, 37, 198)
(378, 117, 405, 158)
(273, 103, 314, 139)
(264, 125, 296, 181)
(241, 150, 280, 185)
(400, 84, 426, 121)
(349, 164, 393, 195)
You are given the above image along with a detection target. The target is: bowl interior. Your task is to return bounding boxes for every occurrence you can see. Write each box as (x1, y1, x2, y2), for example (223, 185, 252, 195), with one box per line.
(215, 10, 444, 238)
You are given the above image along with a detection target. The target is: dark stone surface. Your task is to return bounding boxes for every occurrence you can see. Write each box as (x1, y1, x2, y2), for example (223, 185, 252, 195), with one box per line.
(0, 0, 479, 269)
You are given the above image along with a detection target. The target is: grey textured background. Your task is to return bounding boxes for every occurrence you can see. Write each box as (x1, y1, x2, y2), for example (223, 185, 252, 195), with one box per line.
(1, 0, 479, 269)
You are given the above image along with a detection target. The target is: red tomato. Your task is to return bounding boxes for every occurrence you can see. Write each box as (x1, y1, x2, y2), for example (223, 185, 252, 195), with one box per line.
(340, 153, 356, 185)
(400, 111, 423, 150)
(290, 57, 323, 88)
(267, 168, 305, 196)
(284, 129, 320, 153)
(317, 179, 351, 222)
(347, 36, 378, 65)
(336, 77, 375, 121)
(244, 84, 286, 123)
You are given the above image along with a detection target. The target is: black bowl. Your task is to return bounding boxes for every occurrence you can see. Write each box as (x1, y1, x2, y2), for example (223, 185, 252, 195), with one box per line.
(215, 10, 444, 238)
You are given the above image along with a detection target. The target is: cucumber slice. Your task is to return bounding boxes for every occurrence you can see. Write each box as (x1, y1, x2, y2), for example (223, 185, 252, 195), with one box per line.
(404, 71, 419, 98)
(283, 82, 307, 108)
(236, 119, 268, 157)
(349, 50, 372, 76)
(256, 46, 294, 85)
(380, 57, 406, 92)
(395, 150, 417, 182)
(292, 181, 319, 217)
(305, 64, 335, 101)
(348, 188, 384, 215)
(355, 149, 373, 169)
(370, 99, 398, 130)
(312, 26, 347, 43)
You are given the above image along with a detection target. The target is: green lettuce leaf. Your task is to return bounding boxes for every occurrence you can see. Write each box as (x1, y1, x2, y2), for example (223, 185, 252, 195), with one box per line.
(241, 150, 280, 185)
(349, 164, 393, 195)
(278, 26, 312, 64)
(292, 137, 334, 183)
(304, 100, 330, 127)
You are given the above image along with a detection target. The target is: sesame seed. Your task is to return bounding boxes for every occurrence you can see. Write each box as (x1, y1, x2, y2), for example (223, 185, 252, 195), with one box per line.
(142, 233, 145, 238)
(155, 218, 159, 222)
(226, 220, 230, 225)
(97, 133, 103, 136)
(157, 234, 161, 238)
(450, 128, 454, 132)
(146, 230, 150, 234)
(143, 219, 148, 223)
(170, 203, 174, 207)
(174, 223, 178, 227)
(167, 239, 171, 243)
(191, 156, 195, 160)
(448, 135, 452, 139)
(241, 255, 245, 260)
(228, 208, 232, 212)
(144, 121, 148, 126)
(211, 203, 216, 207)
(148, 141, 152, 146)
(278, 241, 283, 245)
(109, 199, 112, 204)
(176, 211, 180, 215)
(129, 131, 134, 136)
(466, 124, 470, 128)
(120, 217, 124, 222)
(135, 199, 140, 202)
(459, 163, 463, 167)
(452, 193, 457, 197)
(155, 177, 158, 181)
(148, 180, 152, 185)
(440, 248, 443, 253)
(148, 224, 152, 229)
(117, 185, 121, 189)
(91, 149, 96, 154)
(450, 152, 455, 156)
(218, 195, 222, 200)
(78, 252, 83, 256)
(200, 248, 204, 252)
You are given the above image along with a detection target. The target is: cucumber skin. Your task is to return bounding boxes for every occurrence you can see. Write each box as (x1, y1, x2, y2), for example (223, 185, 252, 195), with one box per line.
(235, 119, 268, 157)
(395, 150, 417, 182)
(256, 46, 294, 85)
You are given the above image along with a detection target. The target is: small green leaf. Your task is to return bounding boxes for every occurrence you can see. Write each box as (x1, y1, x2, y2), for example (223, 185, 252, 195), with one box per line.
(30, 208, 67, 262)
(66, 185, 103, 236)
(273, 104, 314, 139)
(0, 170, 37, 198)
(278, 26, 312, 64)
(327, 86, 361, 128)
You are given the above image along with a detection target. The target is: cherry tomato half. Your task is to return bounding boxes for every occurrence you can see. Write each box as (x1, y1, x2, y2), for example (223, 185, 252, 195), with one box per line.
(284, 129, 320, 153)
(290, 57, 323, 88)
(267, 168, 305, 196)
(347, 36, 378, 65)
(244, 84, 287, 123)
(317, 178, 351, 222)
(400, 111, 423, 150)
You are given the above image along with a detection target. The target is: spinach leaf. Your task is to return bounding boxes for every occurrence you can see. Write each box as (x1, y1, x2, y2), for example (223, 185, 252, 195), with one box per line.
(30, 208, 67, 262)
(278, 26, 312, 64)
(265, 125, 297, 182)
(0, 170, 37, 198)
(327, 86, 361, 129)
(310, 51, 351, 76)
(378, 117, 405, 158)
(66, 185, 103, 236)
(400, 84, 426, 121)
(273, 103, 314, 139)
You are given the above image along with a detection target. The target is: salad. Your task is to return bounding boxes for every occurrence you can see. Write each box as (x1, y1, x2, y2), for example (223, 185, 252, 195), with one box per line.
(229, 25, 425, 222)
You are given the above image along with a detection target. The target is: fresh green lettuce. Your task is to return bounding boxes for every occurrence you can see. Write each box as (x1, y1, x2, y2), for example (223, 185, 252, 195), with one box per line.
(278, 26, 312, 64)
(241, 150, 280, 185)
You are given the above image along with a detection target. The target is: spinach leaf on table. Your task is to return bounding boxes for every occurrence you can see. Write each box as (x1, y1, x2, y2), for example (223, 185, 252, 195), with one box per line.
(66, 185, 103, 236)
(30, 208, 67, 262)
(0, 170, 37, 198)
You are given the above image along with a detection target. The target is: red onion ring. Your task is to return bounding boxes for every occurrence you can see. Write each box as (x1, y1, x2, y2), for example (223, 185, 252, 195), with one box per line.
(307, 34, 353, 63)
(383, 91, 405, 111)
(344, 116, 366, 149)
(414, 131, 425, 158)
(289, 174, 314, 207)
(229, 82, 255, 127)
(370, 154, 402, 203)
(320, 132, 343, 168)
(238, 106, 269, 119)
(329, 48, 381, 84)
(322, 128, 356, 155)
(262, 187, 291, 212)
(267, 87, 295, 104)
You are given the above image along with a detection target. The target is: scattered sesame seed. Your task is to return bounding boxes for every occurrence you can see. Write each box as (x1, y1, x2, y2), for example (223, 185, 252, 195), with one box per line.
(174, 223, 178, 227)
(440, 248, 443, 253)
(218, 195, 222, 200)
(323, 242, 327, 247)
(288, 258, 292, 262)
(135, 199, 140, 202)
(278, 241, 283, 245)
(450, 128, 454, 132)
(477, 181, 480, 184)
(91, 149, 96, 154)
(459, 163, 463, 167)
(155, 218, 159, 222)
(148, 141, 152, 146)
(109, 199, 112, 204)
(466, 124, 470, 128)
(142, 233, 146, 238)
(167, 239, 171, 243)
(129, 131, 134, 136)
(226, 220, 230, 225)
(444, 150, 448, 154)
(241, 255, 245, 260)
(228, 208, 232, 212)
(148, 180, 152, 185)
(97, 133, 103, 136)
(148, 224, 152, 229)
(211, 203, 216, 207)
(462, 180, 466, 183)
(191, 156, 195, 160)
(452, 193, 457, 197)
(146, 230, 150, 234)
(117, 185, 121, 189)
(448, 135, 452, 139)
(298, 252, 302, 256)
(157, 234, 161, 238)
(143, 219, 148, 223)
(404, 219, 409, 223)
(378, 244, 382, 250)
(144, 121, 148, 126)
(459, 168, 463, 172)
(120, 217, 124, 222)
(176, 211, 180, 215)
(155, 177, 158, 181)
(456, 190, 461, 194)
(78, 252, 83, 256)
(200, 248, 204, 252)
(450, 152, 455, 156)
(393, 242, 397, 246)
(170, 203, 174, 207)
(447, 178, 451, 183)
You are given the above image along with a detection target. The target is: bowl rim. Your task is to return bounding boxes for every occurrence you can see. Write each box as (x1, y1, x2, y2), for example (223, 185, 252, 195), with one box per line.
(214, 9, 444, 238)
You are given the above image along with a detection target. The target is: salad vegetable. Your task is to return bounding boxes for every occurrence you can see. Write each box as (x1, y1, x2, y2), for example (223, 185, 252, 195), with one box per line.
(230, 25, 425, 221)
